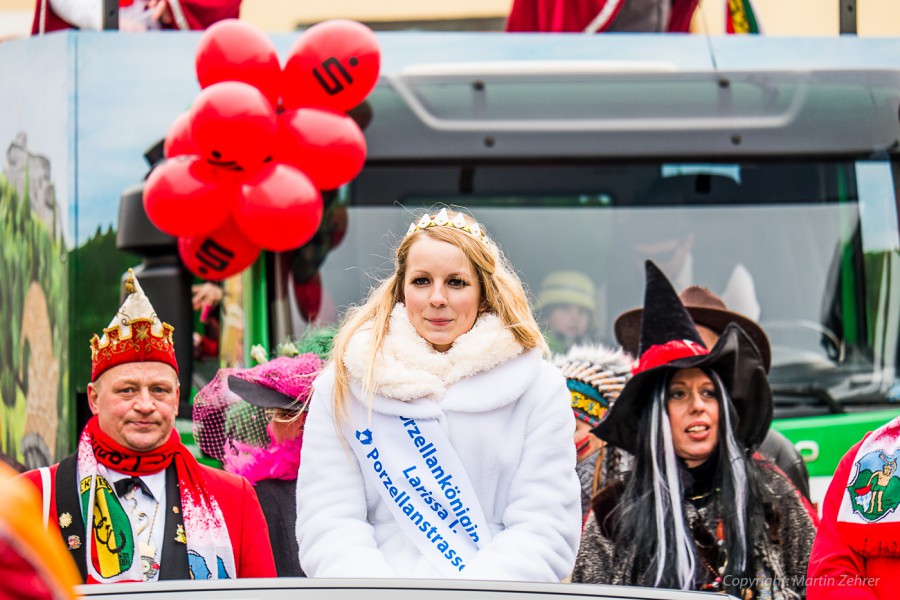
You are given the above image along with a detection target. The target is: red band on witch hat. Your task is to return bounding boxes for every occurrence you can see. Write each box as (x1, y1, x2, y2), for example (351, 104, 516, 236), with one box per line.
(632, 339, 708, 375)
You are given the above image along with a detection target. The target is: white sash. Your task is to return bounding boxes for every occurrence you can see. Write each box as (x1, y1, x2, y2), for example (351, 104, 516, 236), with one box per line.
(345, 402, 492, 577)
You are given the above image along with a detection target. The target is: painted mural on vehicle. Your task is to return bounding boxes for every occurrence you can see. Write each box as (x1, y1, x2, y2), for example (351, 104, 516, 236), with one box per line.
(0, 135, 67, 468)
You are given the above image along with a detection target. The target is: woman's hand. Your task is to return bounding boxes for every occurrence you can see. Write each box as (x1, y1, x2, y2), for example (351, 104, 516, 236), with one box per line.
(192, 283, 223, 311)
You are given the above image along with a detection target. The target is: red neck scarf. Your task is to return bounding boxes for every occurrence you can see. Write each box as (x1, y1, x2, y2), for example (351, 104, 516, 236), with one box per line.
(87, 417, 180, 475)
(79, 416, 236, 583)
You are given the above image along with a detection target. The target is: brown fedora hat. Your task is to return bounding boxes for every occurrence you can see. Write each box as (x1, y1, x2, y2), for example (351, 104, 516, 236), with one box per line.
(614, 285, 771, 372)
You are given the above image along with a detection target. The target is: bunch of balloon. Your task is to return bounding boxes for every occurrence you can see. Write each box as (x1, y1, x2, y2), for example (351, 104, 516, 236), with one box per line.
(143, 18, 379, 281)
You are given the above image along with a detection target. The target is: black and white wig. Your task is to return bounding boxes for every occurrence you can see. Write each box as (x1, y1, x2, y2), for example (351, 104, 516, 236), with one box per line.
(606, 367, 768, 595)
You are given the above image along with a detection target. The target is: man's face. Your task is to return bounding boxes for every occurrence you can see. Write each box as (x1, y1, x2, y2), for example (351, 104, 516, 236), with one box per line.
(546, 304, 591, 338)
(87, 362, 180, 452)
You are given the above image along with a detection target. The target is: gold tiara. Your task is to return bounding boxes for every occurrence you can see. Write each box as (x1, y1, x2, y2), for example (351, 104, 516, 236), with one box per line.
(405, 208, 488, 244)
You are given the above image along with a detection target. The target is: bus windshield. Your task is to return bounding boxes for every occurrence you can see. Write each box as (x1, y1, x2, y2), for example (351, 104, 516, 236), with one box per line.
(276, 157, 900, 418)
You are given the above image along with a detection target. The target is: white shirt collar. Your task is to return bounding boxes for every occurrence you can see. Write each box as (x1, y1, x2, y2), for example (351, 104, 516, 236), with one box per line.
(102, 465, 166, 502)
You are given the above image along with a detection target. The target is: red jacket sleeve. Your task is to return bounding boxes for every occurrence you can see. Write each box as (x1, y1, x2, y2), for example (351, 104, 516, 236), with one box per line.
(807, 439, 878, 600)
(19, 469, 42, 492)
(17, 466, 60, 531)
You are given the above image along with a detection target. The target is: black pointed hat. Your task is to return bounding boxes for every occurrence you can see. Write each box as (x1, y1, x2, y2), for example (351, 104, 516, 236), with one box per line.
(594, 261, 772, 455)
(634, 260, 708, 367)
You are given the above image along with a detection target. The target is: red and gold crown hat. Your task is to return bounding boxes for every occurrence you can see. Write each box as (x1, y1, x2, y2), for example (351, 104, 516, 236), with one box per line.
(90, 268, 177, 381)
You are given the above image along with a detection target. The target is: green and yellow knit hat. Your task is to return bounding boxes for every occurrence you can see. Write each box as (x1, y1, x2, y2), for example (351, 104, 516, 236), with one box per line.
(535, 270, 596, 313)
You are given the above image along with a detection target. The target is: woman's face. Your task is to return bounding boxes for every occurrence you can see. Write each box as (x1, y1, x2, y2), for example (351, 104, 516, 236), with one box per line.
(574, 419, 605, 461)
(665, 367, 719, 468)
(269, 409, 306, 444)
(574, 418, 594, 445)
(404, 236, 483, 352)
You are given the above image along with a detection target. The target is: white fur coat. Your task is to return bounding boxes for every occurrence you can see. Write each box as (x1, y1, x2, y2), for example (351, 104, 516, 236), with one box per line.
(295, 306, 581, 582)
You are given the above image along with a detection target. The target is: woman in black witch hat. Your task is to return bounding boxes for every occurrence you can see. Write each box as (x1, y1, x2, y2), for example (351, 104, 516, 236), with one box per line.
(571, 261, 817, 599)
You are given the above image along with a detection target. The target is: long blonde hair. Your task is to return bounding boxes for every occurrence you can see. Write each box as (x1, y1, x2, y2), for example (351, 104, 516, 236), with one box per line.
(330, 208, 547, 419)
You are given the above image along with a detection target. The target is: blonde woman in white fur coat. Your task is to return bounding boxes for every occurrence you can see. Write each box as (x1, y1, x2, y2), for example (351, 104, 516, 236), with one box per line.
(295, 208, 581, 582)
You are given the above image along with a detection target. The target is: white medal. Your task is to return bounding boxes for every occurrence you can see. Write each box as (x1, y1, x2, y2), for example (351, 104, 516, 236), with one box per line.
(140, 539, 160, 580)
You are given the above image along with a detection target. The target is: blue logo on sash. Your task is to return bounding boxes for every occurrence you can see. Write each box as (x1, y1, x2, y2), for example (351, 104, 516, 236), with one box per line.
(356, 429, 373, 445)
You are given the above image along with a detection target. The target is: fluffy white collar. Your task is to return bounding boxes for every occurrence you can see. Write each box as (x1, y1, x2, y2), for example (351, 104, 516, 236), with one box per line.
(343, 303, 524, 402)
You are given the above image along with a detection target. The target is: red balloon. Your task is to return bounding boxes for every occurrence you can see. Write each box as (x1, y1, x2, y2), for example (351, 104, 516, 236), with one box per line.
(234, 164, 323, 252)
(293, 271, 323, 322)
(276, 108, 367, 191)
(195, 19, 282, 110)
(164, 111, 198, 159)
(179, 219, 261, 281)
(281, 19, 381, 113)
(190, 81, 277, 177)
(143, 157, 238, 238)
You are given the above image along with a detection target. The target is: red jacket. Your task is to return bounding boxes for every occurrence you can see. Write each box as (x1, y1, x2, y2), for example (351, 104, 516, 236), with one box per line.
(807, 436, 900, 600)
(20, 454, 276, 581)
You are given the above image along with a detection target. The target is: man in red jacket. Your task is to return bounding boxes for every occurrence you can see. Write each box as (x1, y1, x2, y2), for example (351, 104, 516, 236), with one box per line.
(20, 269, 275, 583)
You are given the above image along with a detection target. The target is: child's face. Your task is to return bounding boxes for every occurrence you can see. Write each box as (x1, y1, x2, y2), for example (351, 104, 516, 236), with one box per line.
(546, 304, 591, 338)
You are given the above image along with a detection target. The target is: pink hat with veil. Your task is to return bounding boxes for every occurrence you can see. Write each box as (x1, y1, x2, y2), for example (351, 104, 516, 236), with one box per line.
(193, 353, 323, 463)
